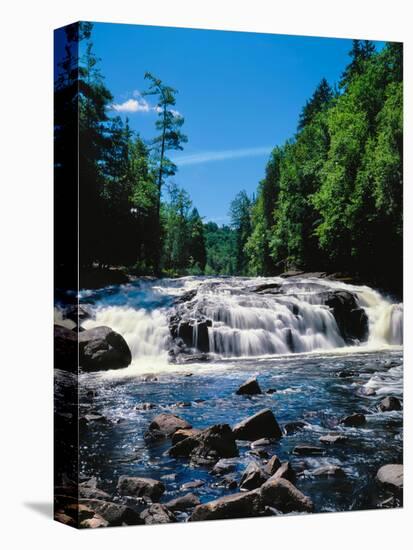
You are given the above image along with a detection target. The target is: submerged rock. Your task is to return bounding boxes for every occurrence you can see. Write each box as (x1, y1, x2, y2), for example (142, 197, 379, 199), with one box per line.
(236, 377, 262, 396)
(378, 396, 402, 412)
(376, 464, 403, 491)
(260, 478, 313, 513)
(339, 412, 366, 427)
(233, 409, 282, 441)
(190, 491, 262, 521)
(117, 476, 165, 501)
(79, 326, 132, 372)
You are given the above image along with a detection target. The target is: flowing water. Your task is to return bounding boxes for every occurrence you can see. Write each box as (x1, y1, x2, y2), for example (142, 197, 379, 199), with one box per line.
(66, 276, 403, 515)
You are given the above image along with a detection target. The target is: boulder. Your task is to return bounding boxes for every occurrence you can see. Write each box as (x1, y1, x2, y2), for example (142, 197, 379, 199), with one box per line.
(264, 455, 282, 477)
(190, 491, 262, 521)
(78, 498, 142, 526)
(292, 445, 325, 456)
(324, 290, 368, 343)
(147, 413, 192, 439)
(312, 465, 346, 478)
(376, 464, 403, 491)
(180, 480, 205, 491)
(140, 504, 176, 525)
(54, 324, 77, 373)
(240, 462, 269, 491)
(339, 413, 366, 427)
(78, 326, 132, 372)
(236, 377, 262, 396)
(233, 409, 282, 441)
(269, 461, 296, 484)
(171, 428, 201, 445)
(164, 493, 201, 512)
(169, 424, 238, 465)
(284, 421, 307, 435)
(260, 477, 313, 513)
(378, 396, 402, 412)
(338, 370, 357, 378)
(78, 485, 111, 500)
(117, 476, 165, 501)
(319, 433, 348, 445)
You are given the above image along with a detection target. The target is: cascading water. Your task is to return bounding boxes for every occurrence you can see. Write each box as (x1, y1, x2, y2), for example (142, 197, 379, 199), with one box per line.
(76, 276, 403, 368)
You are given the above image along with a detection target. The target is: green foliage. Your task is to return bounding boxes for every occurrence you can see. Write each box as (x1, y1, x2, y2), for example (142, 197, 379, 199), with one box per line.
(204, 223, 237, 275)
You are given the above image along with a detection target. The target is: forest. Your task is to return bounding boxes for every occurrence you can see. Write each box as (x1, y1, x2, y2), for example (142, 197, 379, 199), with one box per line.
(55, 23, 402, 292)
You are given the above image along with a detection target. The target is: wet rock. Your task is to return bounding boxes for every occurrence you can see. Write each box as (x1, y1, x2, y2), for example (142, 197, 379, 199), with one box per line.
(264, 455, 282, 476)
(141, 504, 176, 525)
(164, 493, 200, 512)
(249, 449, 270, 459)
(376, 464, 403, 491)
(173, 401, 192, 408)
(266, 388, 277, 394)
(378, 396, 402, 412)
(171, 428, 201, 445)
(324, 290, 368, 343)
(79, 498, 142, 526)
(78, 485, 111, 500)
(312, 465, 346, 478)
(169, 424, 238, 465)
(147, 413, 192, 439)
(117, 476, 165, 501)
(338, 370, 357, 378)
(233, 409, 282, 441)
(319, 433, 348, 445)
(190, 491, 262, 521)
(54, 511, 76, 527)
(339, 413, 366, 427)
(180, 480, 205, 491)
(79, 326, 132, 372)
(240, 462, 269, 491)
(358, 386, 376, 397)
(135, 402, 156, 411)
(212, 458, 238, 476)
(66, 305, 92, 324)
(260, 477, 313, 513)
(236, 377, 262, 396)
(284, 421, 307, 435)
(269, 461, 296, 484)
(292, 445, 325, 456)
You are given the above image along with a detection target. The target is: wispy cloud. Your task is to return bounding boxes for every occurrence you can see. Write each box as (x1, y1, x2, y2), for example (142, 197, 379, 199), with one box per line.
(112, 90, 181, 117)
(172, 146, 273, 167)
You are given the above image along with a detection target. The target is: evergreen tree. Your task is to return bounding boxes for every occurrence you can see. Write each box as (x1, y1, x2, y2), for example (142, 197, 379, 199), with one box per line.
(230, 191, 252, 275)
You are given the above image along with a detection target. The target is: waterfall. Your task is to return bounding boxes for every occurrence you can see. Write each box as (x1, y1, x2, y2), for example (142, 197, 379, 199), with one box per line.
(79, 276, 403, 365)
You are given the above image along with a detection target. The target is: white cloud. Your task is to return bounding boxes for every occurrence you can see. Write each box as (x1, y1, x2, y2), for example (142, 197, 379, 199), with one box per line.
(172, 146, 273, 166)
(112, 97, 150, 113)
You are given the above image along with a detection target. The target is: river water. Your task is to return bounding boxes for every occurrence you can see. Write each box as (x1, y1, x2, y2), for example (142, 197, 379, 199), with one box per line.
(73, 276, 403, 515)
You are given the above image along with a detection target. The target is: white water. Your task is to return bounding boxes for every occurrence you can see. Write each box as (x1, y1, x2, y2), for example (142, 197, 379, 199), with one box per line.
(79, 276, 402, 371)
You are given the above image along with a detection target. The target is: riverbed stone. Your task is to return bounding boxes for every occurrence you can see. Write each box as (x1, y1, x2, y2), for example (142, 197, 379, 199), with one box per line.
(236, 377, 262, 396)
(269, 461, 296, 483)
(190, 491, 263, 521)
(339, 412, 366, 427)
(312, 465, 346, 478)
(164, 493, 201, 512)
(140, 504, 176, 525)
(378, 396, 402, 412)
(260, 477, 313, 513)
(233, 409, 283, 441)
(147, 413, 192, 439)
(376, 464, 403, 491)
(240, 462, 269, 491)
(78, 326, 132, 372)
(117, 476, 165, 501)
(212, 458, 238, 476)
(292, 445, 325, 456)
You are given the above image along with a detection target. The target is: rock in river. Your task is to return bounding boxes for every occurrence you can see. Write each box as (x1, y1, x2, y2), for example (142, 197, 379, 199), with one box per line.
(79, 326, 132, 372)
(264, 455, 282, 477)
(239, 462, 269, 491)
(339, 412, 366, 427)
(164, 493, 201, 512)
(376, 464, 403, 491)
(312, 465, 346, 478)
(233, 408, 283, 441)
(190, 491, 262, 521)
(292, 445, 325, 456)
(117, 476, 165, 501)
(147, 413, 192, 439)
(260, 477, 313, 513)
(236, 377, 262, 396)
(378, 396, 402, 412)
(319, 433, 348, 445)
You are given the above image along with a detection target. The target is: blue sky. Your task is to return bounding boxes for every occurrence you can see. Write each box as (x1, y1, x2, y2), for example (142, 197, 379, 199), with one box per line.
(89, 23, 384, 224)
